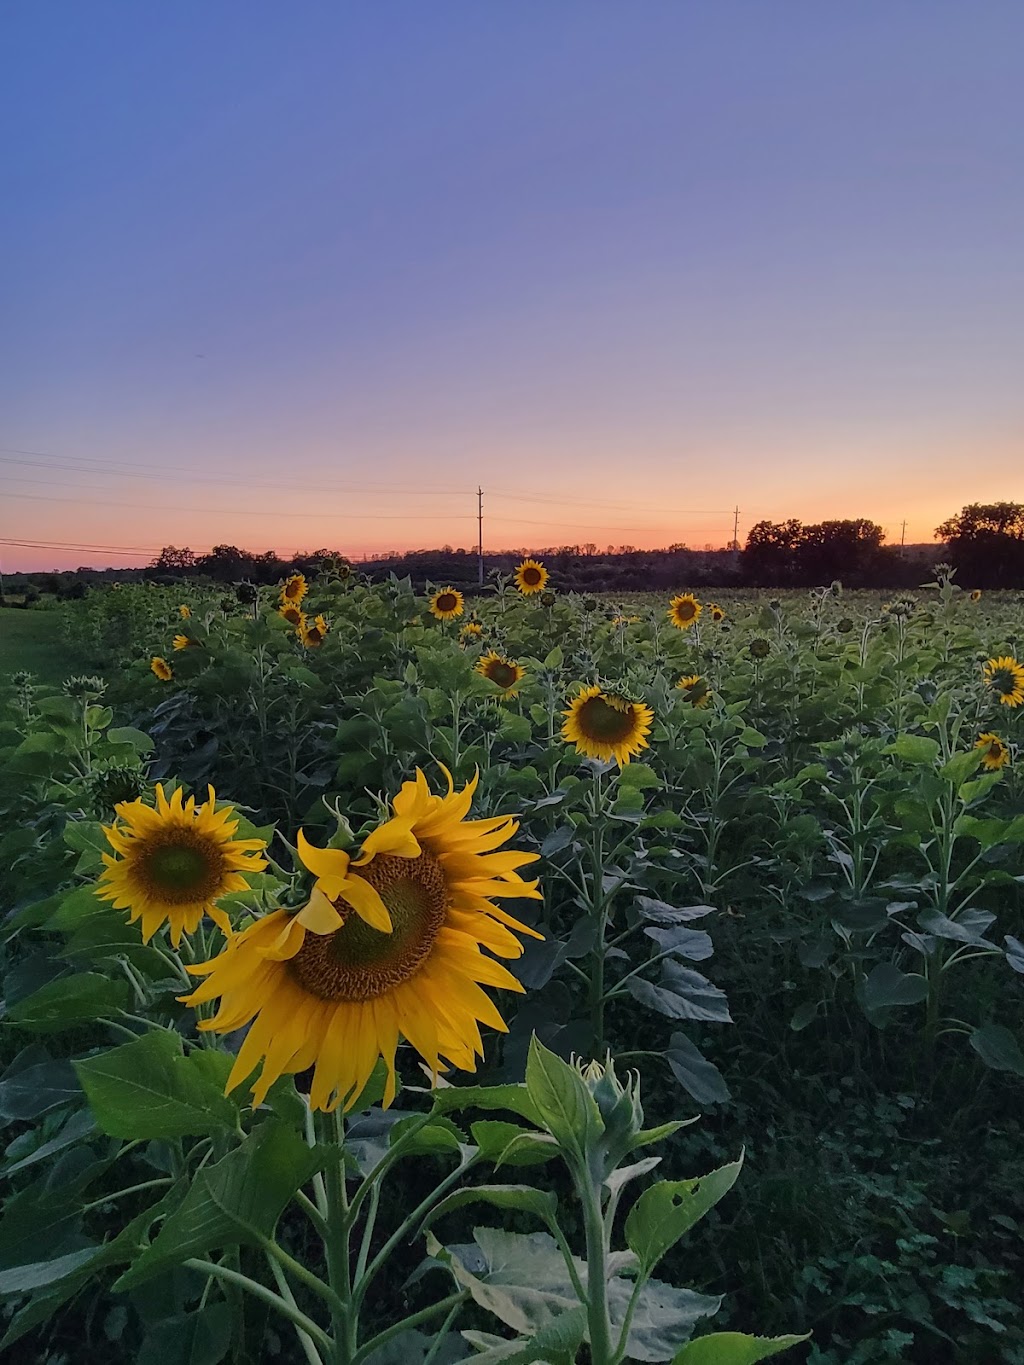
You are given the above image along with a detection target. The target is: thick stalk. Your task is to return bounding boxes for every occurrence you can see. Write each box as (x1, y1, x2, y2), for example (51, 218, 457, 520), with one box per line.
(581, 1183, 613, 1365)
(320, 1109, 355, 1364)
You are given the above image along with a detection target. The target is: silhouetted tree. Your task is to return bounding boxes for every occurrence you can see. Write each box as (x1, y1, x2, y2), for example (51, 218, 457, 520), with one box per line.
(936, 503, 1024, 587)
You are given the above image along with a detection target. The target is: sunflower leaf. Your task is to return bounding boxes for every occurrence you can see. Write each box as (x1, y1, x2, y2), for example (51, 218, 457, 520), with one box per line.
(624, 1156, 744, 1273)
(670, 1331, 811, 1364)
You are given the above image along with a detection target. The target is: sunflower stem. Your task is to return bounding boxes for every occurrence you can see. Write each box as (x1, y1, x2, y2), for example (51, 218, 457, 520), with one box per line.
(185, 1257, 332, 1353)
(320, 1107, 356, 1364)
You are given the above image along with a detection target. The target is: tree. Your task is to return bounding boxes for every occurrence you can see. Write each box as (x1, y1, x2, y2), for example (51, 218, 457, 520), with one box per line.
(149, 546, 195, 574)
(796, 519, 884, 585)
(742, 520, 804, 585)
(936, 503, 1024, 587)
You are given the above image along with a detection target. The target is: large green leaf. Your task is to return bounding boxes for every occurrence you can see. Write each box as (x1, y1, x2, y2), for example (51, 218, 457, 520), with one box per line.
(75, 1030, 239, 1139)
(525, 1035, 602, 1159)
(859, 963, 928, 1012)
(422, 1183, 559, 1232)
(4, 1109, 95, 1176)
(461, 1306, 588, 1364)
(671, 1332, 810, 1364)
(430, 1083, 543, 1127)
(970, 1024, 1024, 1076)
(115, 1120, 322, 1288)
(427, 1228, 580, 1336)
(666, 1034, 731, 1106)
(0, 1046, 80, 1123)
(888, 735, 940, 765)
(136, 1304, 232, 1365)
(608, 1277, 721, 1362)
(627, 966, 732, 1024)
(7, 973, 129, 1032)
(469, 1120, 558, 1168)
(625, 1156, 743, 1272)
(0, 1246, 99, 1294)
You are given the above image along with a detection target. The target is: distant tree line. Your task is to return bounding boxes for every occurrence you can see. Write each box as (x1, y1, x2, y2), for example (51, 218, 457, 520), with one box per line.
(6, 503, 1024, 600)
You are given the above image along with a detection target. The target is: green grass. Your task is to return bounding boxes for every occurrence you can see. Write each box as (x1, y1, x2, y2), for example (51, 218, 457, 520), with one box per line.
(0, 608, 89, 683)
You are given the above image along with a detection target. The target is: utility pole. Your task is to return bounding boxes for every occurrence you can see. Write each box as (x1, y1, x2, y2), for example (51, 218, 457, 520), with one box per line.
(732, 506, 740, 552)
(477, 487, 484, 585)
(900, 520, 907, 548)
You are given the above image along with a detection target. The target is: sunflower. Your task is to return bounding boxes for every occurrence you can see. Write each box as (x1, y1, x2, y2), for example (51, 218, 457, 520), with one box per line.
(429, 588, 465, 621)
(460, 622, 484, 642)
(667, 593, 701, 630)
(180, 769, 542, 1112)
(476, 651, 525, 696)
(708, 603, 725, 623)
(151, 656, 173, 681)
(299, 614, 329, 648)
(983, 656, 1024, 708)
(281, 574, 307, 605)
(562, 685, 654, 766)
(178, 605, 191, 619)
(749, 637, 771, 660)
(975, 732, 1010, 771)
(279, 603, 305, 627)
(971, 590, 982, 603)
(540, 590, 557, 608)
(676, 673, 712, 708)
(514, 559, 548, 596)
(172, 634, 201, 651)
(98, 784, 267, 947)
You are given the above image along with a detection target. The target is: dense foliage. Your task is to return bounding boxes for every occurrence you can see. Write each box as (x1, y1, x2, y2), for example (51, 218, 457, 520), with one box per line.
(1, 562, 1022, 1364)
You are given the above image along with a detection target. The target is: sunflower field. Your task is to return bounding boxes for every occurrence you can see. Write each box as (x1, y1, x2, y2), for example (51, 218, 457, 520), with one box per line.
(2, 561, 1023, 1365)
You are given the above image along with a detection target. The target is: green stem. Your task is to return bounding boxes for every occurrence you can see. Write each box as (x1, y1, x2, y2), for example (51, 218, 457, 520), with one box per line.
(321, 1108, 355, 1364)
(183, 1258, 332, 1354)
(353, 1292, 467, 1365)
(266, 1253, 327, 1365)
(581, 1183, 613, 1365)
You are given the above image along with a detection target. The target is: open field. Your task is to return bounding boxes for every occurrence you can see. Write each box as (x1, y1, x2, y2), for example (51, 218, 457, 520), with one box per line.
(2, 567, 1023, 1364)
(0, 606, 90, 683)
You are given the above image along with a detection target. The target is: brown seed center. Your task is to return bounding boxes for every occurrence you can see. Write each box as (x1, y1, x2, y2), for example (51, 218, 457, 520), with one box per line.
(577, 695, 635, 743)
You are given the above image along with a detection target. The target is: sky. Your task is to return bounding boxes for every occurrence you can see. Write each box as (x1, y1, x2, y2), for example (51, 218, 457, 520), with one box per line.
(2, 2, 1023, 571)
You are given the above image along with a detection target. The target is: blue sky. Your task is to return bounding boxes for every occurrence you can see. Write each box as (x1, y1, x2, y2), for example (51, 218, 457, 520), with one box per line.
(2, 3, 1022, 567)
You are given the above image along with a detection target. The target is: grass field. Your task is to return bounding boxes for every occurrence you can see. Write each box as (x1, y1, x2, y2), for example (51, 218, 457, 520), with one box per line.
(0, 607, 88, 682)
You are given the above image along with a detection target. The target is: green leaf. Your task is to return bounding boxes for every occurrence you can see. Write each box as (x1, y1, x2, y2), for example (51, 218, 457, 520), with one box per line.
(115, 1120, 321, 1289)
(859, 963, 928, 1012)
(7, 973, 129, 1032)
(666, 1034, 731, 1105)
(431, 1083, 543, 1127)
(671, 1331, 811, 1364)
(619, 763, 661, 790)
(609, 1276, 721, 1361)
(525, 1035, 602, 1159)
(627, 966, 732, 1024)
(940, 749, 983, 785)
(137, 1304, 232, 1365)
(543, 646, 564, 669)
(422, 1183, 558, 1232)
(469, 1121, 558, 1167)
(625, 1155, 744, 1272)
(737, 728, 767, 748)
(75, 1030, 240, 1139)
(0, 1048, 80, 1123)
(498, 713, 533, 744)
(427, 1228, 579, 1336)
(106, 726, 156, 754)
(389, 1115, 465, 1156)
(0, 1247, 100, 1294)
(461, 1306, 588, 1364)
(4, 1110, 95, 1175)
(970, 1024, 1024, 1076)
(888, 735, 940, 765)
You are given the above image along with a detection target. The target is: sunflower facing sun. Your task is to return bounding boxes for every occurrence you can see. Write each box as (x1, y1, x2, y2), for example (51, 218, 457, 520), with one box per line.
(476, 651, 525, 696)
(151, 657, 173, 681)
(279, 603, 304, 627)
(281, 574, 307, 605)
(172, 634, 201, 651)
(668, 593, 701, 630)
(562, 685, 654, 766)
(514, 559, 548, 596)
(299, 614, 330, 648)
(98, 784, 268, 947)
(429, 588, 465, 621)
(983, 656, 1024, 708)
(975, 732, 1010, 771)
(676, 673, 712, 708)
(180, 769, 542, 1112)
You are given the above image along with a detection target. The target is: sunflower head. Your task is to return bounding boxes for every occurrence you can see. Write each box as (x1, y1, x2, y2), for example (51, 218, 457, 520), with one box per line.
(975, 732, 1010, 771)
(172, 634, 201, 651)
(476, 651, 525, 696)
(971, 590, 982, 603)
(514, 559, 549, 596)
(299, 615, 329, 648)
(178, 605, 191, 619)
(460, 622, 484, 642)
(279, 602, 305, 627)
(983, 656, 1024, 708)
(180, 769, 542, 1112)
(151, 657, 173, 681)
(562, 685, 654, 767)
(668, 593, 701, 630)
(676, 673, 711, 709)
(281, 574, 308, 605)
(708, 604, 726, 624)
(837, 617, 855, 634)
(97, 784, 267, 947)
(429, 587, 465, 621)
(540, 590, 557, 608)
(749, 637, 771, 660)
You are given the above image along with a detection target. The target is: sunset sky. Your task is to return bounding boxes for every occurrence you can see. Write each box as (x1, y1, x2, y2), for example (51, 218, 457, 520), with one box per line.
(2, 4, 1022, 571)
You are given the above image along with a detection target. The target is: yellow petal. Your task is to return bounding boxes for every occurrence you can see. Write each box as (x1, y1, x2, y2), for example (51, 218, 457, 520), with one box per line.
(338, 874, 394, 933)
(296, 888, 344, 935)
(297, 830, 352, 883)
(351, 815, 421, 866)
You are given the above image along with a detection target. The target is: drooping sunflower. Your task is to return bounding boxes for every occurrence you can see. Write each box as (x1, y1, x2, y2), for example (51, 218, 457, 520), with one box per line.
(540, 590, 557, 608)
(971, 590, 982, 603)
(562, 685, 654, 766)
(460, 622, 484, 642)
(181, 769, 542, 1112)
(667, 593, 701, 630)
(172, 634, 201, 651)
(299, 614, 330, 648)
(476, 651, 525, 696)
(281, 574, 308, 605)
(708, 603, 726, 624)
(983, 656, 1024, 708)
(279, 603, 305, 627)
(514, 559, 548, 596)
(178, 605, 192, 619)
(676, 673, 712, 708)
(98, 784, 268, 947)
(975, 732, 1010, 771)
(429, 588, 465, 621)
(151, 656, 173, 681)
(749, 637, 771, 660)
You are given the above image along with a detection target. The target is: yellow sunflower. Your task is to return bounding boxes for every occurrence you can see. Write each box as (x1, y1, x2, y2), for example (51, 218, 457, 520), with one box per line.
(514, 559, 549, 596)
(971, 590, 982, 603)
(299, 614, 329, 648)
(676, 673, 712, 708)
(983, 656, 1024, 708)
(708, 603, 726, 623)
(476, 651, 525, 696)
(172, 634, 201, 651)
(180, 770, 542, 1112)
(975, 732, 1010, 771)
(178, 605, 191, 619)
(151, 656, 173, 681)
(460, 622, 484, 642)
(281, 574, 307, 605)
(279, 603, 304, 627)
(429, 588, 465, 621)
(98, 784, 268, 947)
(668, 593, 701, 630)
(562, 685, 654, 766)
